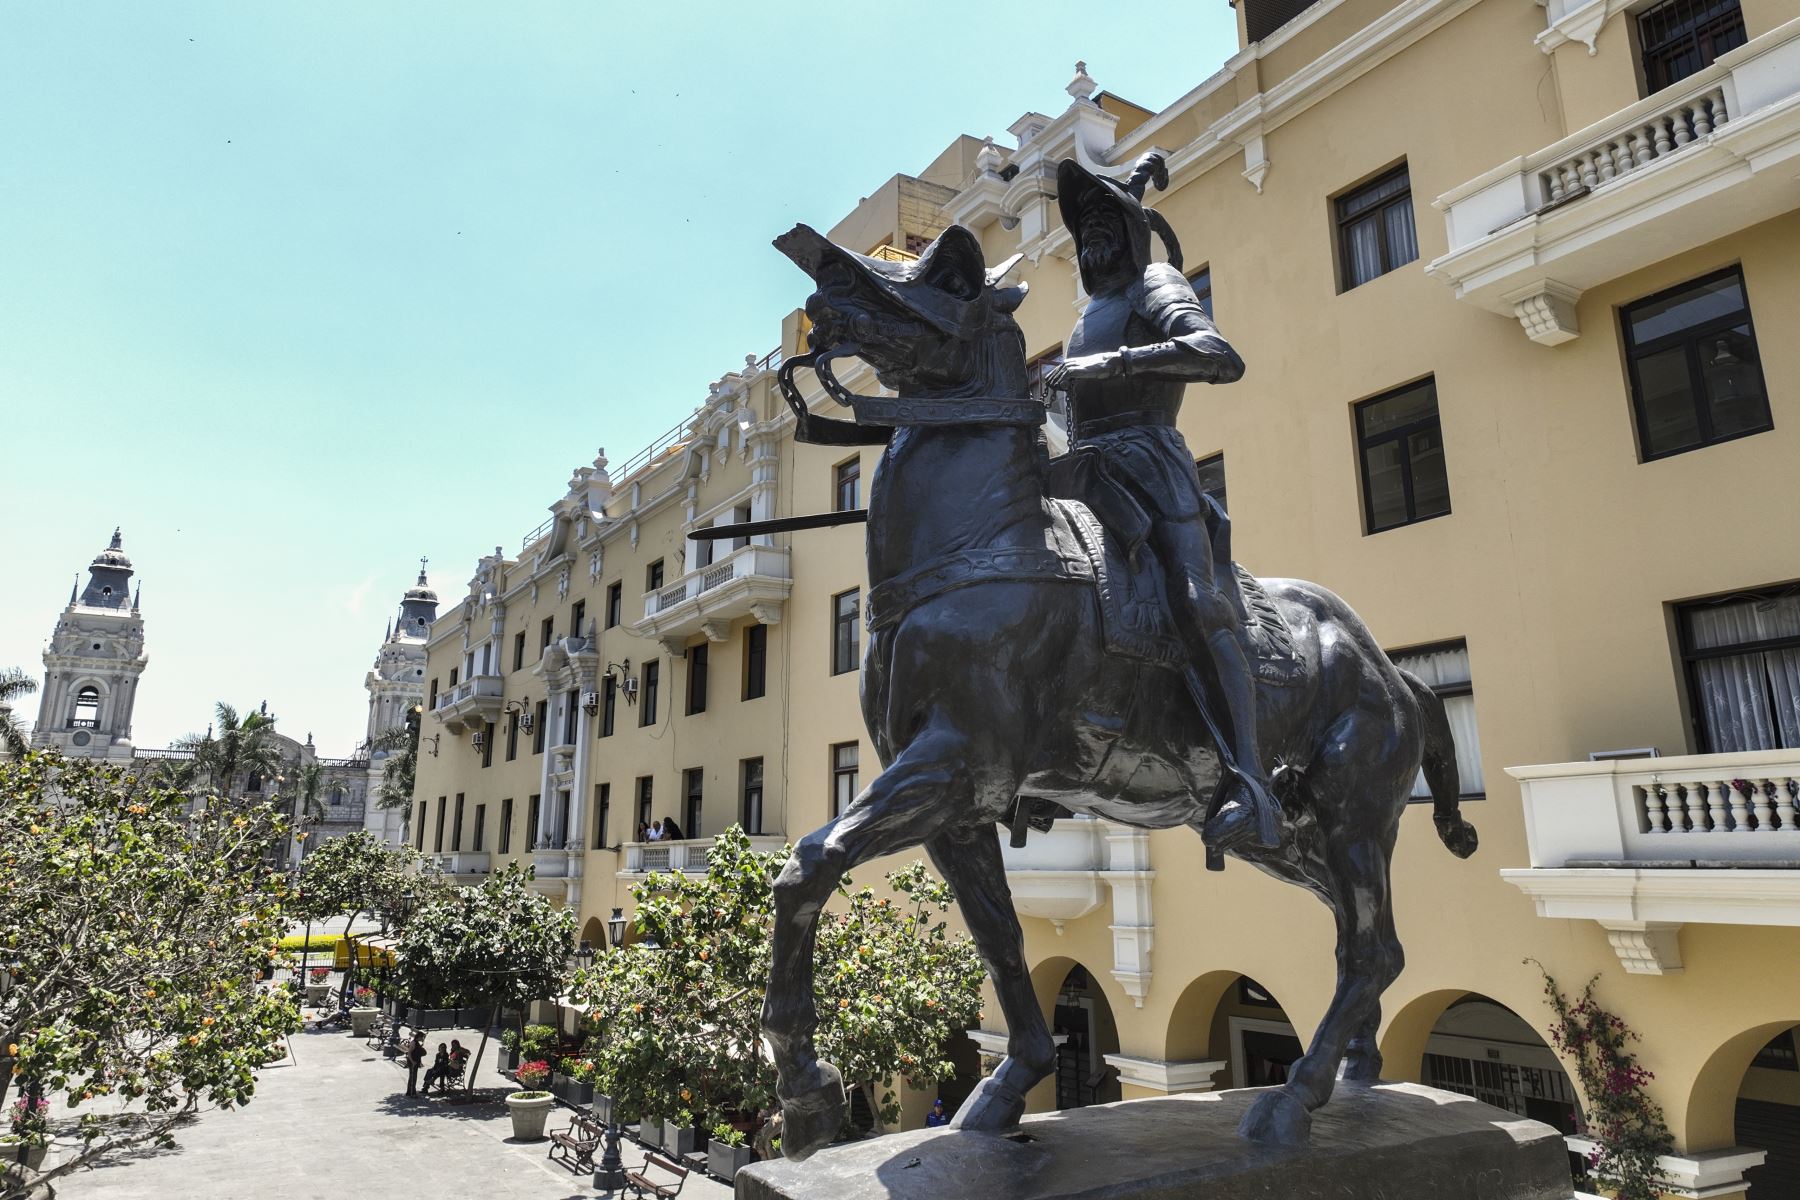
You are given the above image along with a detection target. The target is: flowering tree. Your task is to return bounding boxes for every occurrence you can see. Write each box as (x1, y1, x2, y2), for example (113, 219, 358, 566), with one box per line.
(393, 864, 575, 1091)
(570, 827, 986, 1137)
(293, 831, 425, 995)
(0, 752, 301, 1197)
(1533, 965, 1673, 1199)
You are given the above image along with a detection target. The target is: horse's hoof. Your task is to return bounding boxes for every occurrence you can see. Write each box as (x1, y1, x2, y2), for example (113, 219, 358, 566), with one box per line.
(779, 1060, 846, 1162)
(948, 1074, 1027, 1133)
(1238, 1089, 1312, 1146)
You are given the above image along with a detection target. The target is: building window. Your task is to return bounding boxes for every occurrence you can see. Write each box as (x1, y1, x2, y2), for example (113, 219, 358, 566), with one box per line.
(744, 624, 768, 700)
(834, 457, 861, 512)
(498, 797, 513, 854)
(693, 534, 714, 571)
(513, 631, 525, 672)
(606, 581, 623, 629)
(1623, 267, 1770, 462)
(428, 677, 438, 709)
(1390, 640, 1484, 800)
(1027, 345, 1067, 426)
(832, 742, 860, 818)
(1188, 265, 1213, 319)
(472, 803, 485, 852)
(562, 690, 578, 745)
(1639, 0, 1746, 93)
(741, 757, 764, 835)
(532, 700, 547, 754)
(526, 794, 540, 851)
(539, 617, 554, 654)
(416, 800, 427, 850)
(481, 721, 495, 768)
(70, 685, 100, 729)
(640, 659, 660, 726)
(434, 797, 447, 853)
(636, 776, 653, 838)
(452, 794, 465, 850)
(506, 710, 519, 760)
(832, 589, 861, 676)
(731, 504, 753, 552)
(601, 675, 616, 737)
(1336, 164, 1418, 291)
(1195, 452, 1227, 514)
(687, 645, 708, 715)
(570, 600, 586, 639)
(448, 667, 458, 688)
(555, 791, 571, 849)
(646, 559, 664, 592)
(1355, 378, 1451, 534)
(1678, 586, 1800, 753)
(594, 783, 611, 850)
(684, 767, 704, 839)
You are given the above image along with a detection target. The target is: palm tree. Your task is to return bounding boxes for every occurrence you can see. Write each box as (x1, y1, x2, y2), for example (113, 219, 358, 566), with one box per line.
(0, 668, 38, 757)
(370, 704, 422, 840)
(170, 702, 288, 803)
(292, 761, 327, 826)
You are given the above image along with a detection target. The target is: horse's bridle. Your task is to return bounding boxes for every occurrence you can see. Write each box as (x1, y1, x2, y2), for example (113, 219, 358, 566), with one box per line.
(777, 346, 1044, 429)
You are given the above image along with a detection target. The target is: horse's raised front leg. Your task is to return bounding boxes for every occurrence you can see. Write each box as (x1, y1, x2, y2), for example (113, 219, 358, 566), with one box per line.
(1239, 829, 1401, 1146)
(762, 724, 981, 1161)
(926, 824, 1055, 1135)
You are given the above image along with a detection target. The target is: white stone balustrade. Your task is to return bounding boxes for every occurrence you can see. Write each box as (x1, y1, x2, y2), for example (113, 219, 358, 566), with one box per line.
(1502, 750, 1800, 974)
(1427, 17, 1800, 344)
(430, 673, 504, 733)
(618, 835, 787, 879)
(430, 851, 490, 878)
(630, 543, 792, 653)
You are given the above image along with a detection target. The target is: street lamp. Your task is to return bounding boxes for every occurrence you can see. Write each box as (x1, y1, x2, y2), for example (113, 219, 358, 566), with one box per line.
(593, 908, 633, 1192)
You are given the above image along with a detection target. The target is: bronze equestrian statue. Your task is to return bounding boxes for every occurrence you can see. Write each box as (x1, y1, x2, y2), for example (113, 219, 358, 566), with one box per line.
(756, 159, 1480, 1164)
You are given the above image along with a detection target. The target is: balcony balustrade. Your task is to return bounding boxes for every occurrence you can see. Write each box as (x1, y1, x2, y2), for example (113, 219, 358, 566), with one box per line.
(629, 543, 792, 653)
(1427, 18, 1800, 344)
(430, 673, 504, 733)
(1502, 749, 1800, 974)
(619, 835, 786, 878)
(429, 851, 491, 878)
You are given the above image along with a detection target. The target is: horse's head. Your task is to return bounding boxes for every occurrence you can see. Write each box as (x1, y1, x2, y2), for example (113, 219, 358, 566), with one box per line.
(773, 224, 1029, 400)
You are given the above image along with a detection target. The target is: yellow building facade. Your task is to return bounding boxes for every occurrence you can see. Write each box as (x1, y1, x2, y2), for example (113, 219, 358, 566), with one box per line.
(411, 0, 1800, 1192)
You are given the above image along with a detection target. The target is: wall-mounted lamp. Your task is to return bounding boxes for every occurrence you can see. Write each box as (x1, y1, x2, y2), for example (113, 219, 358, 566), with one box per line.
(422, 733, 440, 758)
(604, 662, 637, 706)
(504, 697, 534, 734)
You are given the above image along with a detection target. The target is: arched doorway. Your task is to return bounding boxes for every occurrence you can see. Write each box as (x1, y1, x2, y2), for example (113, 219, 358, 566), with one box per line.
(577, 915, 606, 956)
(1049, 963, 1122, 1109)
(1700, 1023, 1800, 1199)
(1211, 975, 1302, 1089)
(1419, 996, 1580, 1134)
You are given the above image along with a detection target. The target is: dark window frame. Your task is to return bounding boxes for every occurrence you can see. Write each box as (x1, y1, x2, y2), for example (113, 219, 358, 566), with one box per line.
(532, 700, 547, 754)
(741, 757, 764, 835)
(570, 600, 586, 640)
(1195, 452, 1227, 514)
(831, 741, 860, 818)
(1676, 583, 1800, 753)
(744, 624, 768, 700)
(1388, 637, 1484, 801)
(1187, 263, 1213, 319)
(831, 589, 861, 676)
(512, 631, 526, 672)
(434, 796, 447, 853)
(539, 617, 554, 654)
(1334, 163, 1418, 292)
(834, 456, 862, 513)
(416, 800, 427, 850)
(452, 794, 465, 851)
(605, 581, 623, 629)
(636, 776, 653, 835)
(506, 711, 519, 760)
(1622, 265, 1771, 463)
(594, 782, 611, 850)
(683, 767, 704, 839)
(646, 559, 664, 592)
(498, 797, 512, 854)
(1354, 377, 1451, 535)
(600, 674, 617, 737)
(687, 644, 708, 715)
(526, 794, 540, 851)
(640, 659, 660, 727)
(1637, 0, 1748, 93)
(481, 721, 495, 769)
(472, 803, 486, 852)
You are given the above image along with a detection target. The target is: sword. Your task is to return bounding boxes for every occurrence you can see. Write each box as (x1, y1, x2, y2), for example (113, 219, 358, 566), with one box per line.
(687, 510, 867, 541)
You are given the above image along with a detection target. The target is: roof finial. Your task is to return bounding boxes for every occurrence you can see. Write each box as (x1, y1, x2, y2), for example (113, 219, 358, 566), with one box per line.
(109, 527, 122, 551)
(417, 556, 429, 586)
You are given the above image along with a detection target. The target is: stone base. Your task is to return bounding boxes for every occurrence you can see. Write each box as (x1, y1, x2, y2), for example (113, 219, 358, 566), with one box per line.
(735, 1083, 1575, 1200)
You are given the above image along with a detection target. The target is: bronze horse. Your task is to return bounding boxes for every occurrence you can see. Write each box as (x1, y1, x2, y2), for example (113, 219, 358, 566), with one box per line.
(759, 221, 1479, 1162)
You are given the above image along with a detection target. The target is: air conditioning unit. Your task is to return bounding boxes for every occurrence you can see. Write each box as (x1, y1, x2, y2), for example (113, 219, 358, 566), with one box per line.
(582, 690, 600, 714)
(622, 676, 640, 702)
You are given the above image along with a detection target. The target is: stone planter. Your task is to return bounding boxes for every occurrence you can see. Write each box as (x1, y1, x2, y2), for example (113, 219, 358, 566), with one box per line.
(662, 1122, 700, 1158)
(502, 1047, 520, 1072)
(708, 1140, 753, 1182)
(549, 1073, 593, 1106)
(638, 1116, 663, 1149)
(2, 1138, 48, 1171)
(592, 1093, 616, 1124)
(304, 983, 329, 1007)
(505, 1092, 556, 1142)
(348, 1007, 379, 1038)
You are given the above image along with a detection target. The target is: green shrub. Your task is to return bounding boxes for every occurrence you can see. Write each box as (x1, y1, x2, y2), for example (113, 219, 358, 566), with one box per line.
(519, 1024, 557, 1062)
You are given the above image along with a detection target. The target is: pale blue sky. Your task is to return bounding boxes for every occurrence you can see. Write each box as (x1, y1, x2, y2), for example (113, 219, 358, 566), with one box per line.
(0, 1, 1237, 754)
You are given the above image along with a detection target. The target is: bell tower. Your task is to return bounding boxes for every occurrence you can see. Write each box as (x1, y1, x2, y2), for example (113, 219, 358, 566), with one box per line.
(362, 561, 438, 844)
(34, 528, 148, 761)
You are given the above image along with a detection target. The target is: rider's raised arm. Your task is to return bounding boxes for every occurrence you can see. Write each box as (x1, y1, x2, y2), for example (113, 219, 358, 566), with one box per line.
(1116, 263, 1245, 386)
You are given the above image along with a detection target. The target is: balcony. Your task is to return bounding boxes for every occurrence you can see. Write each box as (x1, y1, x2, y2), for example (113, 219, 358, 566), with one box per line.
(1001, 817, 1156, 1006)
(531, 845, 584, 879)
(431, 674, 504, 734)
(619, 835, 787, 879)
(429, 851, 491, 880)
(628, 544, 792, 655)
(1427, 18, 1800, 344)
(1502, 750, 1800, 974)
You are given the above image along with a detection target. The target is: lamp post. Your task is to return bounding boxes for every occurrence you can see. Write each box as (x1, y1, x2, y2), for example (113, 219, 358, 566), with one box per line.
(593, 907, 631, 1193)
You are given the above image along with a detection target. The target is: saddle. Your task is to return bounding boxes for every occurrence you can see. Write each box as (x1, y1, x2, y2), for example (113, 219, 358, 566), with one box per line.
(1046, 496, 1301, 687)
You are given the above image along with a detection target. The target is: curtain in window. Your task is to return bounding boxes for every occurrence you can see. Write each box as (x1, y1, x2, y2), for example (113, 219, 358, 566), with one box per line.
(1384, 203, 1418, 269)
(1345, 218, 1382, 288)
(1686, 595, 1800, 751)
(1394, 645, 1483, 798)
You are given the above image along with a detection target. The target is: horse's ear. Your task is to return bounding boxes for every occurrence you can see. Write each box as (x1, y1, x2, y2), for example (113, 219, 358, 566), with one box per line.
(992, 283, 1029, 313)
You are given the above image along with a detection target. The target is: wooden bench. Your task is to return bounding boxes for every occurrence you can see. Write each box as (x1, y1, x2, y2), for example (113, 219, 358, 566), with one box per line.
(624, 1152, 689, 1197)
(547, 1113, 604, 1171)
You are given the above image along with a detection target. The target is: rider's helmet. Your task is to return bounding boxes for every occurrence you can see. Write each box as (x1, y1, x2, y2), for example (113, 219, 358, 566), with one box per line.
(1056, 152, 1184, 293)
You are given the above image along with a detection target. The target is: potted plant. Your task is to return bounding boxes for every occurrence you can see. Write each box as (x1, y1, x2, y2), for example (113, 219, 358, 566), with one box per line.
(518, 1023, 557, 1065)
(662, 1107, 701, 1158)
(708, 1123, 753, 1182)
(304, 966, 331, 1007)
(348, 986, 380, 1038)
(551, 1057, 594, 1106)
(498, 1027, 521, 1074)
(506, 1061, 555, 1141)
(4, 1097, 50, 1171)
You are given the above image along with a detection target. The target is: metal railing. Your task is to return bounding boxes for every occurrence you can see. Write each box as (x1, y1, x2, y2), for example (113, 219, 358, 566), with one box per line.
(520, 516, 555, 554)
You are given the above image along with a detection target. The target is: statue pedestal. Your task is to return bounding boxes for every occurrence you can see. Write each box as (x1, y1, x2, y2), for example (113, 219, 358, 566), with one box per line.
(734, 1083, 1575, 1200)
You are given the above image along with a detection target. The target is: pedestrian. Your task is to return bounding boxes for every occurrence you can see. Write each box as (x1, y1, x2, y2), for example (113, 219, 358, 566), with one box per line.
(925, 1098, 949, 1127)
(422, 1042, 450, 1094)
(404, 1031, 425, 1098)
(443, 1039, 470, 1094)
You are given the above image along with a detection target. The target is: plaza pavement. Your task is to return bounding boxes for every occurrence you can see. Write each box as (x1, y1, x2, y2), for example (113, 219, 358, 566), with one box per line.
(61, 1015, 733, 1200)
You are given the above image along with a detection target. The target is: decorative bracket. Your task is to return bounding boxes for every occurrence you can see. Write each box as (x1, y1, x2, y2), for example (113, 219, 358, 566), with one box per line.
(1505, 279, 1583, 345)
(1601, 921, 1684, 975)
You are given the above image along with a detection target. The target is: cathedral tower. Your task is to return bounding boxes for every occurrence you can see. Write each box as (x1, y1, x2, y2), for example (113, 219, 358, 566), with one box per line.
(34, 529, 147, 761)
(362, 562, 437, 844)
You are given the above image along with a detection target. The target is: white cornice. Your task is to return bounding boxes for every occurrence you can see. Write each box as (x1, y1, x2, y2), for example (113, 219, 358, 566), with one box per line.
(1103, 1054, 1227, 1094)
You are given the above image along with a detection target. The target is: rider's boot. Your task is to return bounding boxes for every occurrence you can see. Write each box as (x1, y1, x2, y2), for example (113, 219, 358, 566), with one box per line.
(1198, 627, 1281, 853)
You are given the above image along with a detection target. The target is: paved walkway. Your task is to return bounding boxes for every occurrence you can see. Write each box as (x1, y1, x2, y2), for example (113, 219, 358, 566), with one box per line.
(60, 1015, 733, 1199)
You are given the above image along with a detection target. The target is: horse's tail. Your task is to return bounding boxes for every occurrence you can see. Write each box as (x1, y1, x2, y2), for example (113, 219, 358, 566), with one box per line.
(1401, 669, 1479, 859)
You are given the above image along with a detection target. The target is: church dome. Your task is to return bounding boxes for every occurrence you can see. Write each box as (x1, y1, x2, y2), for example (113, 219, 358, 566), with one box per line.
(90, 528, 132, 571)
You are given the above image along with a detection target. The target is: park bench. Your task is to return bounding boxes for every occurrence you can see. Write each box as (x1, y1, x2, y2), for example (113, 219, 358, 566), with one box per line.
(546, 1113, 604, 1171)
(624, 1152, 689, 1197)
